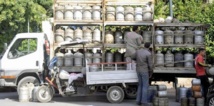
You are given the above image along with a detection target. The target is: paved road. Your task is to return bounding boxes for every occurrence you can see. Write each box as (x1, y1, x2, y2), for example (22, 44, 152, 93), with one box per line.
(0, 89, 180, 106)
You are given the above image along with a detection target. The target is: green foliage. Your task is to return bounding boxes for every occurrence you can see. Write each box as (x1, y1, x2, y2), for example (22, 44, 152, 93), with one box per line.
(0, 0, 52, 52)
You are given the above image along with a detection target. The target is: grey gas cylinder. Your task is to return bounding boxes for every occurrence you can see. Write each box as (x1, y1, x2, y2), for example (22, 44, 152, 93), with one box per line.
(73, 51, 83, 66)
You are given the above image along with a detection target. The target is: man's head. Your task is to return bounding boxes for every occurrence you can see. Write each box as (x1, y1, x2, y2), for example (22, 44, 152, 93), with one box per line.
(199, 48, 206, 56)
(132, 26, 139, 32)
(144, 42, 151, 49)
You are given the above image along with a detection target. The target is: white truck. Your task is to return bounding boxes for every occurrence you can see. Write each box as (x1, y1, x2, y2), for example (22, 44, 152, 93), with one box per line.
(0, 33, 51, 93)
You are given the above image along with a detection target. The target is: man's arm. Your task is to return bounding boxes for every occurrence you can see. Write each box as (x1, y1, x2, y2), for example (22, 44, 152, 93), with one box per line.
(147, 54, 153, 72)
(197, 56, 210, 67)
(136, 36, 143, 46)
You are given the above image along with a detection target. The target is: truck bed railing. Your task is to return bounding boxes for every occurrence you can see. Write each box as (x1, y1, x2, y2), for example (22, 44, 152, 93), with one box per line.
(87, 62, 132, 71)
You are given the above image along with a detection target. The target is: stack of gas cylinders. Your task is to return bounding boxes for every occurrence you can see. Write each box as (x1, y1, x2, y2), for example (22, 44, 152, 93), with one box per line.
(152, 84, 169, 106)
(178, 79, 204, 106)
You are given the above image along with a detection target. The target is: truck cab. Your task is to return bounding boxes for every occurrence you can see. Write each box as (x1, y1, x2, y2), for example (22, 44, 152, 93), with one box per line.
(0, 33, 50, 93)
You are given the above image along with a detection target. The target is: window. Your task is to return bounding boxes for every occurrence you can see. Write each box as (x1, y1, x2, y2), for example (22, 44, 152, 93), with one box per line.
(8, 38, 37, 59)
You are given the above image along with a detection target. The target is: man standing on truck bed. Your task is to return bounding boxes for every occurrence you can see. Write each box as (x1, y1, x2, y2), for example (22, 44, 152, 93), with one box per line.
(135, 42, 153, 106)
(195, 48, 211, 103)
(124, 26, 143, 70)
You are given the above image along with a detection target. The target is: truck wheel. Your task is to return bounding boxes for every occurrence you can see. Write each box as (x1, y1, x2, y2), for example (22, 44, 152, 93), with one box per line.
(107, 86, 124, 103)
(36, 85, 53, 103)
(124, 85, 137, 99)
(17, 76, 39, 94)
(207, 93, 214, 106)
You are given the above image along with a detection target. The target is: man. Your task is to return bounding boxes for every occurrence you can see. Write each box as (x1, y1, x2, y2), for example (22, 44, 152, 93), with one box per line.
(135, 42, 153, 106)
(195, 48, 211, 102)
(124, 26, 143, 70)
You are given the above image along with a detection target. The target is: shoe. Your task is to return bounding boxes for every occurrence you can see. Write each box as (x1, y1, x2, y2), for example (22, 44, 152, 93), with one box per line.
(136, 102, 142, 105)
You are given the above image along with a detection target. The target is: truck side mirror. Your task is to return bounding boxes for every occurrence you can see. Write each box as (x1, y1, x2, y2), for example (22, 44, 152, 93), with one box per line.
(4, 43, 7, 51)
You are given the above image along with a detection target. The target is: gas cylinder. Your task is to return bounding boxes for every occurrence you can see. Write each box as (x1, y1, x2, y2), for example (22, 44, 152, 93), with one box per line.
(115, 28, 123, 44)
(125, 7, 134, 21)
(157, 91, 167, 97)
(164, 29, 174, 44)
(143, 31, 152, 43)
(193, 91, 202, 98)
(164, 50, 174, 67)
(106, 50, 114, 66)
(116, 6, 124, 14)
(176, 87, 180, 102)
(158, 98, 169, 106)
(55, 4, 64, 20)
(142, 5, 152, 21)
(155, 51, 164, 67)
(181, 97, 188, 106)
(116, 13, 124, 21)
(65, 27, 74, 41)
(125, 13, 134, 21)
(64, 4, 73, 20)
(155, 29, 164, 44)
(26, 83, 35, 101)
(189, 97, 195, 106)
(55, 27, 64, 43)
(180, 87, 188, 99)
(174, 52, 184, 67)
(184, 53, 193, 67)
(83, 28, 92, 42)
(74, 27, 83, 40)
(196, 98, 204, 106)
(135, 7, 143, 21)
(85, 49, 93, 64)
(135, 14, 143, 21)
(207, 67, 214, 76)
(74, 51, 83, 66)
(106, 6, 115, 21)
(153, 97, 159, 106)
(83, 6, 92, 20)
(19, 85, 29, 102)
(92, 6, 101, 20)
(56, 52, 64, 66)
(93, 50, 101, 64)
(64, 50, 73, 66)
(74, 6, 82, 20)
(105, 31, 114, 43)
(194, 30, 204, 44)
(158, 85, 167, 91)
(114, 51, 122, 66)
(116, 6, 124, 21)
(125, 6, 134, 15)
(93, 28, 101, 42)
(192, 78, 201, 85)
(174, 30, 184, 44)
(184, 30, 194, 44)
(191, 85, 201, 92)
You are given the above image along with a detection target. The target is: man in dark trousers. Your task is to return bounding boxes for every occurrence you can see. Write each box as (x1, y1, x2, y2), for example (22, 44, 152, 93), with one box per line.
(135, 42, 153, 106)
(124, 26, 143, 70)
(195, 48, 211, 102)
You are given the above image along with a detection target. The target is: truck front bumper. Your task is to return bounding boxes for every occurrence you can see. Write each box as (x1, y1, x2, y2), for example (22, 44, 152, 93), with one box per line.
(0, 79, 16, 87)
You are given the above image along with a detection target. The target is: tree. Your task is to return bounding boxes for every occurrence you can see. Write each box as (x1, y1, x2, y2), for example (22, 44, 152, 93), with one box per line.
(0, 0, 52, 52)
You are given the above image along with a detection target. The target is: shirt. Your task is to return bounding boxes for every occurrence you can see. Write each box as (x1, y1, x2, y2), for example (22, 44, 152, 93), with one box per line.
(195, 54, 206, 76)
(135, 48, 152, 72)
(124, 32, 143, 59)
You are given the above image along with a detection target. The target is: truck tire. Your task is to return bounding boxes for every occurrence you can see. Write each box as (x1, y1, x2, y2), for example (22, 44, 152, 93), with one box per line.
(124, 85, 137, 99)
(36, 85, 53, 103)
(17, 76, 39, 94)
(107, 86, 124, 103)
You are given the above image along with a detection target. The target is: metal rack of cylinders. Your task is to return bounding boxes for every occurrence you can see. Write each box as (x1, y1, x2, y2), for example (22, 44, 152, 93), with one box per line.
(155, 26, 205, 45)
(55, 4, 102, 21)
(155, 50, 194, 68)
(54, 26, 102, 43)
(105, 4, 153, 21)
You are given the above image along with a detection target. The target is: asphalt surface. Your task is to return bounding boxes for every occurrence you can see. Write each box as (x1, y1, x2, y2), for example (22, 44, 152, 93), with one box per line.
(0, 89, 180, 106)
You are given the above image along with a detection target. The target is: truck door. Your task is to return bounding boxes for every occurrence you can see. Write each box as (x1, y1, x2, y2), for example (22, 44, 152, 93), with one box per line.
(2, 38, 40, 78)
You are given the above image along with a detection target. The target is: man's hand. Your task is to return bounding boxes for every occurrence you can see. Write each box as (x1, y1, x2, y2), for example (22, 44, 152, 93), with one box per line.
(207, 64, 212, 68)
(149, 71, 153, 78)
